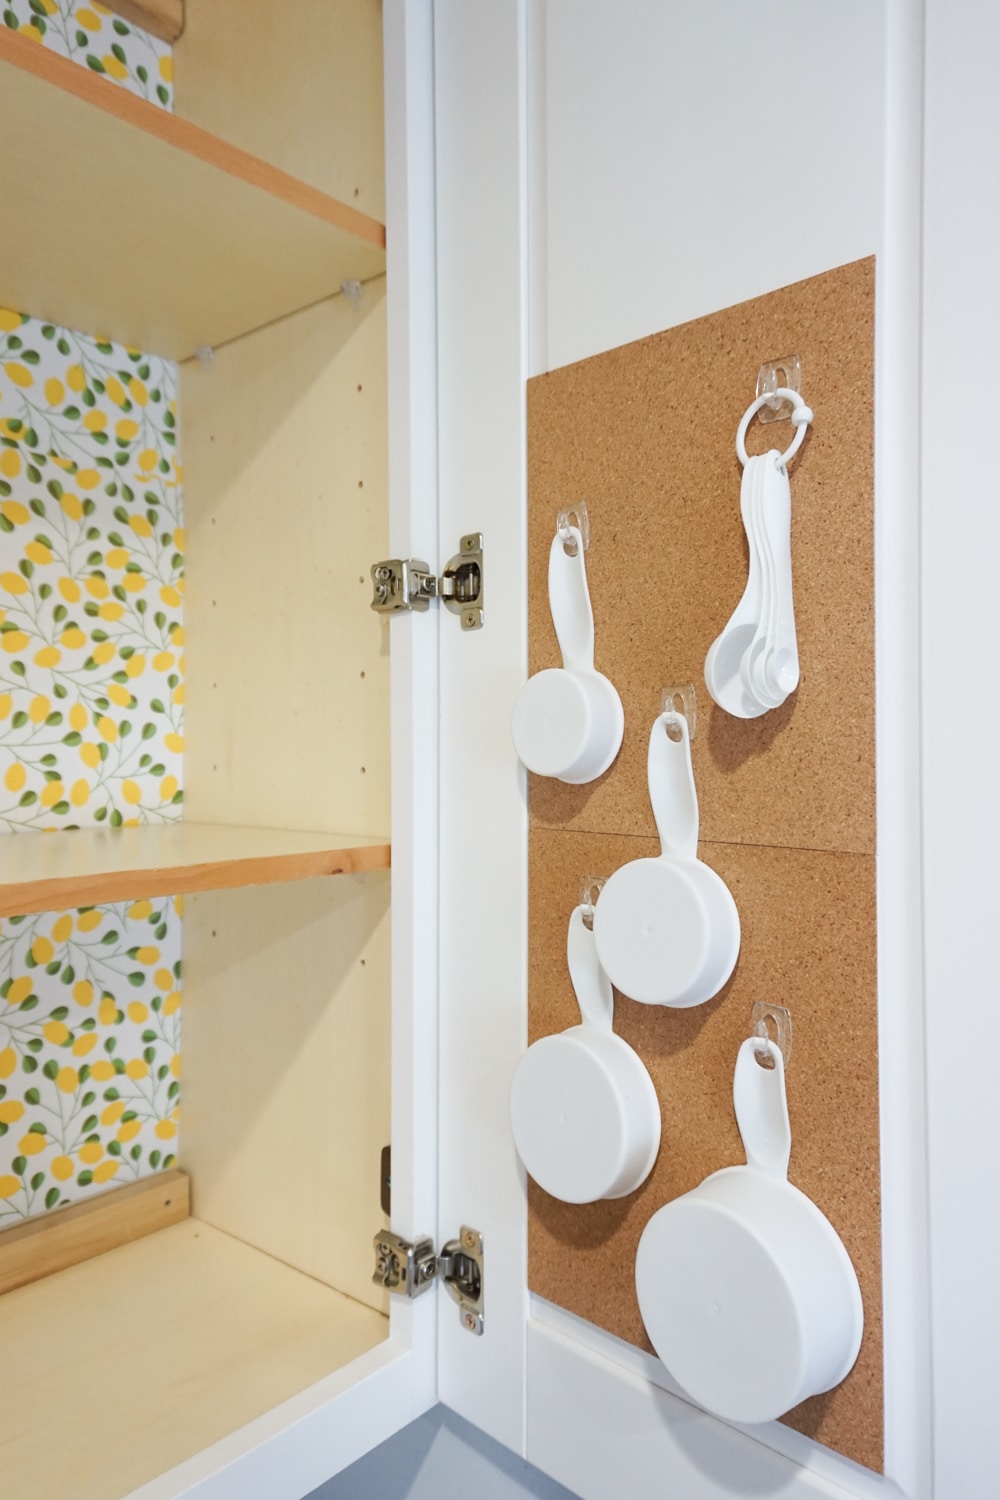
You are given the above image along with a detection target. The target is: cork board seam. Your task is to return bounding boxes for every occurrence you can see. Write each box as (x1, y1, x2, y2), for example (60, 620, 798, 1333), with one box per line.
(532, 825, 874, 859)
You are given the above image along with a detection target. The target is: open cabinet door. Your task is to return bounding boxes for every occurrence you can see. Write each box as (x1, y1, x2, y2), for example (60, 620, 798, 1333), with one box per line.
(431, 4, 939, 1500)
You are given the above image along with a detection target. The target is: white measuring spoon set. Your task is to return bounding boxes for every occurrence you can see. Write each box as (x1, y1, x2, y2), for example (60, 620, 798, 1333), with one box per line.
(704, 388, 813, 719)
(511, 516, 624, 783)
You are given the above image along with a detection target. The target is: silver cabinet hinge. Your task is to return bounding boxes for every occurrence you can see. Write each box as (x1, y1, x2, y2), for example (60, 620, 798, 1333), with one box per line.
(370, 533, 484, 630)
(372, 1226, 484, 1334)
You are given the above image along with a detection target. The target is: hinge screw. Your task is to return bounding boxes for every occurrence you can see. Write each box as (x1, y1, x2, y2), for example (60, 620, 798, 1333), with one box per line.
(462, 1229, 477, 1250)
(463, 1312, 478, 1331)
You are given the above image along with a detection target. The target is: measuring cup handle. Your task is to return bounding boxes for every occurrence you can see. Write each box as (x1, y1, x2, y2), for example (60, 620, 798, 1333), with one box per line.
(647, 713, 699, 861)
(733, 1036, 792, 1180)
(567, 905, 614, 1034)
(549, 528, 596, 675)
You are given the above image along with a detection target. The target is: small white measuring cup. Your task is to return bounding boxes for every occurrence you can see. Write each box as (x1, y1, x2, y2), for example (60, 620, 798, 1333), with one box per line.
(635, 1036, 863, 1424)
(509, 903, 661, 1203)
(593, 709, 740, 1007)
(511, 521, 624, 783)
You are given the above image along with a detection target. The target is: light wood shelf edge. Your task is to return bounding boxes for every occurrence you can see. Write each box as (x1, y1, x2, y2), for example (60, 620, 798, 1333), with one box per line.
(0, 825, 391, 916)
(0, 1170, 190, 1295)
(0, 26, 384, 250)
(101, 0, 184, 43)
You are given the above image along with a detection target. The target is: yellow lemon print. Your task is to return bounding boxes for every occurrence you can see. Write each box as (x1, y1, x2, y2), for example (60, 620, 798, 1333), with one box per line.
(51, 914, 73, 944)
(4, 762, 26, 793)
(6, 977, 33, 1006)
(0, 1100, 25, 1124)
(73, 978, 95, 1004)
(19, 1131, 48, 1156)
(51, 1157, 74, 1182)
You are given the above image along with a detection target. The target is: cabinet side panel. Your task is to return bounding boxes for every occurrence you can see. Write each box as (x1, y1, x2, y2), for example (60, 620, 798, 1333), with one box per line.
(173, 0, 385, 223)
(181, 283, 389, 835)
(181, 876, 389, 1312)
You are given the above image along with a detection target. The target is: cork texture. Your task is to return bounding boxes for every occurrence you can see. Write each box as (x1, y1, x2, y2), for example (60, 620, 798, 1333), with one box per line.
(527, 258, 875, 855)
(525, 261, 881, 1471)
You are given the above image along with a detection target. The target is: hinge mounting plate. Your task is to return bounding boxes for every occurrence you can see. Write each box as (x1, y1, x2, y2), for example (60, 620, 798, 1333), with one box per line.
(370, 534, 484, 630)
(372, 1225, 484, 1334)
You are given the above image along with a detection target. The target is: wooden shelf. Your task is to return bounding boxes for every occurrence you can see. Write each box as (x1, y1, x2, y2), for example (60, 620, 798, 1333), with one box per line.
(0, 28, 386, 359)
(0, 1218, 388, 1500)
(0, 823, 390, 916)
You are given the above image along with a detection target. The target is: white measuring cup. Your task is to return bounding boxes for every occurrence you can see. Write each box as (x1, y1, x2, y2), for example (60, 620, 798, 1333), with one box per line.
(593, 712, 740, 1007)
(509, 904, 661, 1203)
(704, 388, 811, 720)
(635, 1036, 863, 1425)
(512, 524, 624, 783)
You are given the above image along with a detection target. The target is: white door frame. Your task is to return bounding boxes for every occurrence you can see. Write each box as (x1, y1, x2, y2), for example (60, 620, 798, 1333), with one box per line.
(432, 3, 940, 1497)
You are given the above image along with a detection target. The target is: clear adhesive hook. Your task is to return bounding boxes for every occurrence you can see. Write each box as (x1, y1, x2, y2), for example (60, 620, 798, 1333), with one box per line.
(750, 1001, 793, 1071)
(756, 354, 802, 424)
(556, 500, 590, 555)
(660, 683, 697, 742)
(579, 874, 606, 930)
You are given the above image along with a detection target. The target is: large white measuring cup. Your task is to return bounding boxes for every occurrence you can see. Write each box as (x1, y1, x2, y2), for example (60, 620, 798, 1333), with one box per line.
(593, 711, 740, 1007)
(512, 523, 624, 783)
(635, 1036, 863, 1424)
(509, 904, 660, 1203)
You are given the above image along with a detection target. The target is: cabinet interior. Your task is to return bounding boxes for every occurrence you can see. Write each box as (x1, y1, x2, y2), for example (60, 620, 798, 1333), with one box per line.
(0, 3, 392, 1495)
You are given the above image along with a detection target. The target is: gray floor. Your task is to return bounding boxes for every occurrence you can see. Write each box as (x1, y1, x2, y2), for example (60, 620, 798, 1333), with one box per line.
(309, 1405, 581, 1500)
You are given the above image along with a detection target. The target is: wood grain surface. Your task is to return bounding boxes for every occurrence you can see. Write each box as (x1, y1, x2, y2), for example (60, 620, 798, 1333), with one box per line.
(525, 261, 882, 1471)
(0, 1169, 189, 1294)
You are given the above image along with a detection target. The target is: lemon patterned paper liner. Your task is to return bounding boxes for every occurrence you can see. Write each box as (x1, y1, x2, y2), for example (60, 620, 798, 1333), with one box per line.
(0, 0, 182, 1220)
(3, 0, 174, 110)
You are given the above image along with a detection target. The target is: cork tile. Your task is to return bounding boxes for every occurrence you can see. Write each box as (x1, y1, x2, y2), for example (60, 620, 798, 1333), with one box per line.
(527, 828, 882, 1473)
(526, 258, 875, 855)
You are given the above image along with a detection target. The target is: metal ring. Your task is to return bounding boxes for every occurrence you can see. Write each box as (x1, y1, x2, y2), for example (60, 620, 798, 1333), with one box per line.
(735, 387, 812, 468)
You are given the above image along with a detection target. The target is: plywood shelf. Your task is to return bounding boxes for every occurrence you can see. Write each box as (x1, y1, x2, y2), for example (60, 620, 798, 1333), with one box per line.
(0, 27, 386, 359)
(0, 823, 390, 916)
(0, 1218, 388, 1500)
